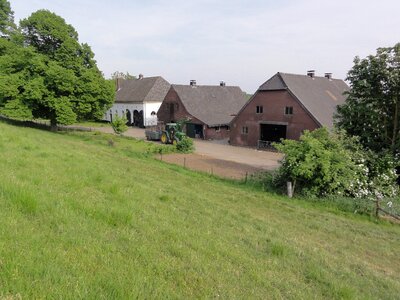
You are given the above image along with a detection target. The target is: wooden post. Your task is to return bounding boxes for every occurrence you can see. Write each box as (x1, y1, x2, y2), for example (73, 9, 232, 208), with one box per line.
(287, 181, 293, 198)
(211, 167, 214, 176)
(160, 152, 163, 161)
(184, 157, 186, 168)
(375, 197, 380, 218)
(245, 172, 248, 183)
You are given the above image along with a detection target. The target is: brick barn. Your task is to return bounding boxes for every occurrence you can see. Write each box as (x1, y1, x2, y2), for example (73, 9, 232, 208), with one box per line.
(157, 81, 248, 140)
(230, 71, 349, 148)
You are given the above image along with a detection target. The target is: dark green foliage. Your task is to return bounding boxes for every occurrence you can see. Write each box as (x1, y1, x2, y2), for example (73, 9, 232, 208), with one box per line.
(336, 43, 400, 155)
(176, 136, 194, 153)
(111, 115, 128, 135)
(274, 128, 357, 197)
(0, 0, 16, 38)
(0, 7, 115, 126)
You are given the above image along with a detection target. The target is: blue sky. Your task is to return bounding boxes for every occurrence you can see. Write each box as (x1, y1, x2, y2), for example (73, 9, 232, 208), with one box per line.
(9, 0, 400, 93)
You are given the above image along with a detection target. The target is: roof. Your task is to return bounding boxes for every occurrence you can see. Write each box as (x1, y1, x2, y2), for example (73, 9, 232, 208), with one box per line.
(259, 72, 349, 128)
(172, 84, 248, 126)
(115, 76, 170, 103)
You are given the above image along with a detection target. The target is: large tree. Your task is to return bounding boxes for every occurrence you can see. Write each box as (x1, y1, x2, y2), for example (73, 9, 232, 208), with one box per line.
(0, 0, 16, 38)
(0, 9, 114, 128)
(336, 43, 400, 155)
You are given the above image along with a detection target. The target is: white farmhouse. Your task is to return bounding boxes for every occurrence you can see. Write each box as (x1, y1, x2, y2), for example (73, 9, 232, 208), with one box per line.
(104, 75, 170, 127)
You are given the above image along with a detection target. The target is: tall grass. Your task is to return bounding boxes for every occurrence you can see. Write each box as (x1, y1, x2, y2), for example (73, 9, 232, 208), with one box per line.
(0, 121, 399, 299)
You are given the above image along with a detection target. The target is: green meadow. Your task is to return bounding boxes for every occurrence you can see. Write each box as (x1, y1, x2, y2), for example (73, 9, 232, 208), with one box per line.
(0, 121, 399, 299)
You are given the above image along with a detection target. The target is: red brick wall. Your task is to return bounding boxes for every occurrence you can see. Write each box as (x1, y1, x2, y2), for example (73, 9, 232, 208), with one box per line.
(230, 90, 319, 147)
(204, 126, 230, 140)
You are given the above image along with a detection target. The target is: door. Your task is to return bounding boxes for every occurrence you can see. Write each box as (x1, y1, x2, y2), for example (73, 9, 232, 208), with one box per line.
(260, 124, 287, 142)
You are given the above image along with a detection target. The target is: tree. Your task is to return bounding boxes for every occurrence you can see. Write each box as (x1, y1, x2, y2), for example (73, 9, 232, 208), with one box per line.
(336, 43, 400, 155)
(0, 9, 116, 129)
(0, 0, 16, 38)
(111, 71, 136, 80)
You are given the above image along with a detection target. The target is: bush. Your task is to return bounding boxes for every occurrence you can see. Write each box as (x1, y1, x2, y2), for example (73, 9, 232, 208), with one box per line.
(111, 116, 128, 135)
(176, 136, 194, 153)
(274, 128, 357, 197)
(273, 128, 399, 199)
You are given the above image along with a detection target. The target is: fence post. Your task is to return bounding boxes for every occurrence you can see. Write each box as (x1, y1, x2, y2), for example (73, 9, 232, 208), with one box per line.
(245, 172, 248, 183)
(287, 181, 293, 198)
(184, 157, 186, 168)
(375, 197, 381, 218)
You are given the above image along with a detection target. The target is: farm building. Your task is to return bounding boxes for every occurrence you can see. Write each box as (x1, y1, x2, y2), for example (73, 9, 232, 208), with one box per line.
(229, 71, 349, 148)
(157, 81, 248, 140)
(103, 75, 170, 127)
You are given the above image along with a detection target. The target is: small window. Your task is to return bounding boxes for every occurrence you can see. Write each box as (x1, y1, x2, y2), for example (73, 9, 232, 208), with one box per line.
(151, 111, 156, 116)
(285, 106, 293, 115)
(242, 126, 248, 134)
(215, 126, 220, 132)
(256, 105, 263, 114)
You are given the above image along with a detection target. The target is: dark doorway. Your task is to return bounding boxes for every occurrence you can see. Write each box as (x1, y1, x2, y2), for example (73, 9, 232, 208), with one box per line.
(126, 109, 132, 125)
(133, 110, 144, 127)
(260, 124, 286, 142)
(186, 123, 203, 139)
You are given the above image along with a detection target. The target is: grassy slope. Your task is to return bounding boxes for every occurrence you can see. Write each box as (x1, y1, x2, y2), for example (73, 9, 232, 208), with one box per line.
(0, 122, 399, 299)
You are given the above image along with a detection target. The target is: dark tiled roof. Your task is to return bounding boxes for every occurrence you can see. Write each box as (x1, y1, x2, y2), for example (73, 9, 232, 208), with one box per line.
(259, 72, 349, 128)
(115, 76, 170, 103)
(172, 84, 247, 127)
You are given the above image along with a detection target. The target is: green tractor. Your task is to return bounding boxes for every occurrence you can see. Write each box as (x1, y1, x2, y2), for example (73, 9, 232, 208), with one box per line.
(160, 123, 186, 144)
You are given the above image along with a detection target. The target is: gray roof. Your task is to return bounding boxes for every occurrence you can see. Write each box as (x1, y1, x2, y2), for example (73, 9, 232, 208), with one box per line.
(259, 72, 349, 128)
(115, 76, 170, 103)
(172, 84, 247, 126)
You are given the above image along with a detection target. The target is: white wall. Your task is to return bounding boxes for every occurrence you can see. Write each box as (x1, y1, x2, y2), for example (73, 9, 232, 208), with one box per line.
(103, 102, 162, 127)
(144, 102, 162, 126)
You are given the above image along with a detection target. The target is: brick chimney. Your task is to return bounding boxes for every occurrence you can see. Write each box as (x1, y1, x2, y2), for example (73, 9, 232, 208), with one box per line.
(307, 70, 315, 78)
(324, 73, 332, 80)
(190, 80, 196, 86)
(220, 81, 226, 87)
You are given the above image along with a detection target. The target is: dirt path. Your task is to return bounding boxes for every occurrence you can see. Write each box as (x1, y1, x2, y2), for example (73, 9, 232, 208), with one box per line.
(157, 153, 263, 179)
(92, 126, 282, 179)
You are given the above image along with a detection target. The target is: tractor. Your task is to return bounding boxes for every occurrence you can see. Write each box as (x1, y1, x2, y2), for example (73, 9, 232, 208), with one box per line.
(160, 123, 185, 144)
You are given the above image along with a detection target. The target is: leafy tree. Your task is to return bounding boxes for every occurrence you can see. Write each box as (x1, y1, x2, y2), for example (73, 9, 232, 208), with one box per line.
(1, 9, 116, 129)
(111, 71, 136, 80)
(336, 43, 400, 155)
(0, 0, 16, 38)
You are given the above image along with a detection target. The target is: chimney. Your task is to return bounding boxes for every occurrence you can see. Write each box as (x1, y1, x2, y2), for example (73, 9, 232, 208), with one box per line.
(324, 72, 332, 80)
(220, 81, 226, 87)
(138, 74, 144, 80)
(190, 80, 196, 86)
(307, 70, 315, 78)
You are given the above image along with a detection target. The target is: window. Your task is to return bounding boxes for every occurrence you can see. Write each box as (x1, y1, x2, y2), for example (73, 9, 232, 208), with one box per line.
(242, 126, 248, 134)
(215, 126, 220, 132)
(151, 111, 156, 116)
(285, 106, 293, 115)
(256, 105, 263, 114)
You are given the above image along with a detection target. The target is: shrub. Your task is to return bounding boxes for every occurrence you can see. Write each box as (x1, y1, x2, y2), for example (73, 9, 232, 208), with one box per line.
(176, 136, 194, 153)
(274, 128, 357, 197)
(274, 128, 399, 199)
(111, 116, 128, 135)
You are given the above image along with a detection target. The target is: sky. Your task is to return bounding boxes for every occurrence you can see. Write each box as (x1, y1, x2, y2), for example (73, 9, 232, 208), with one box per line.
(9, 0, 400, 93)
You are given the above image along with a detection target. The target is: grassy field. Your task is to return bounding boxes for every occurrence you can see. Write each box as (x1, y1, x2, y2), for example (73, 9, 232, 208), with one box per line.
(0, 121, 399, 299)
